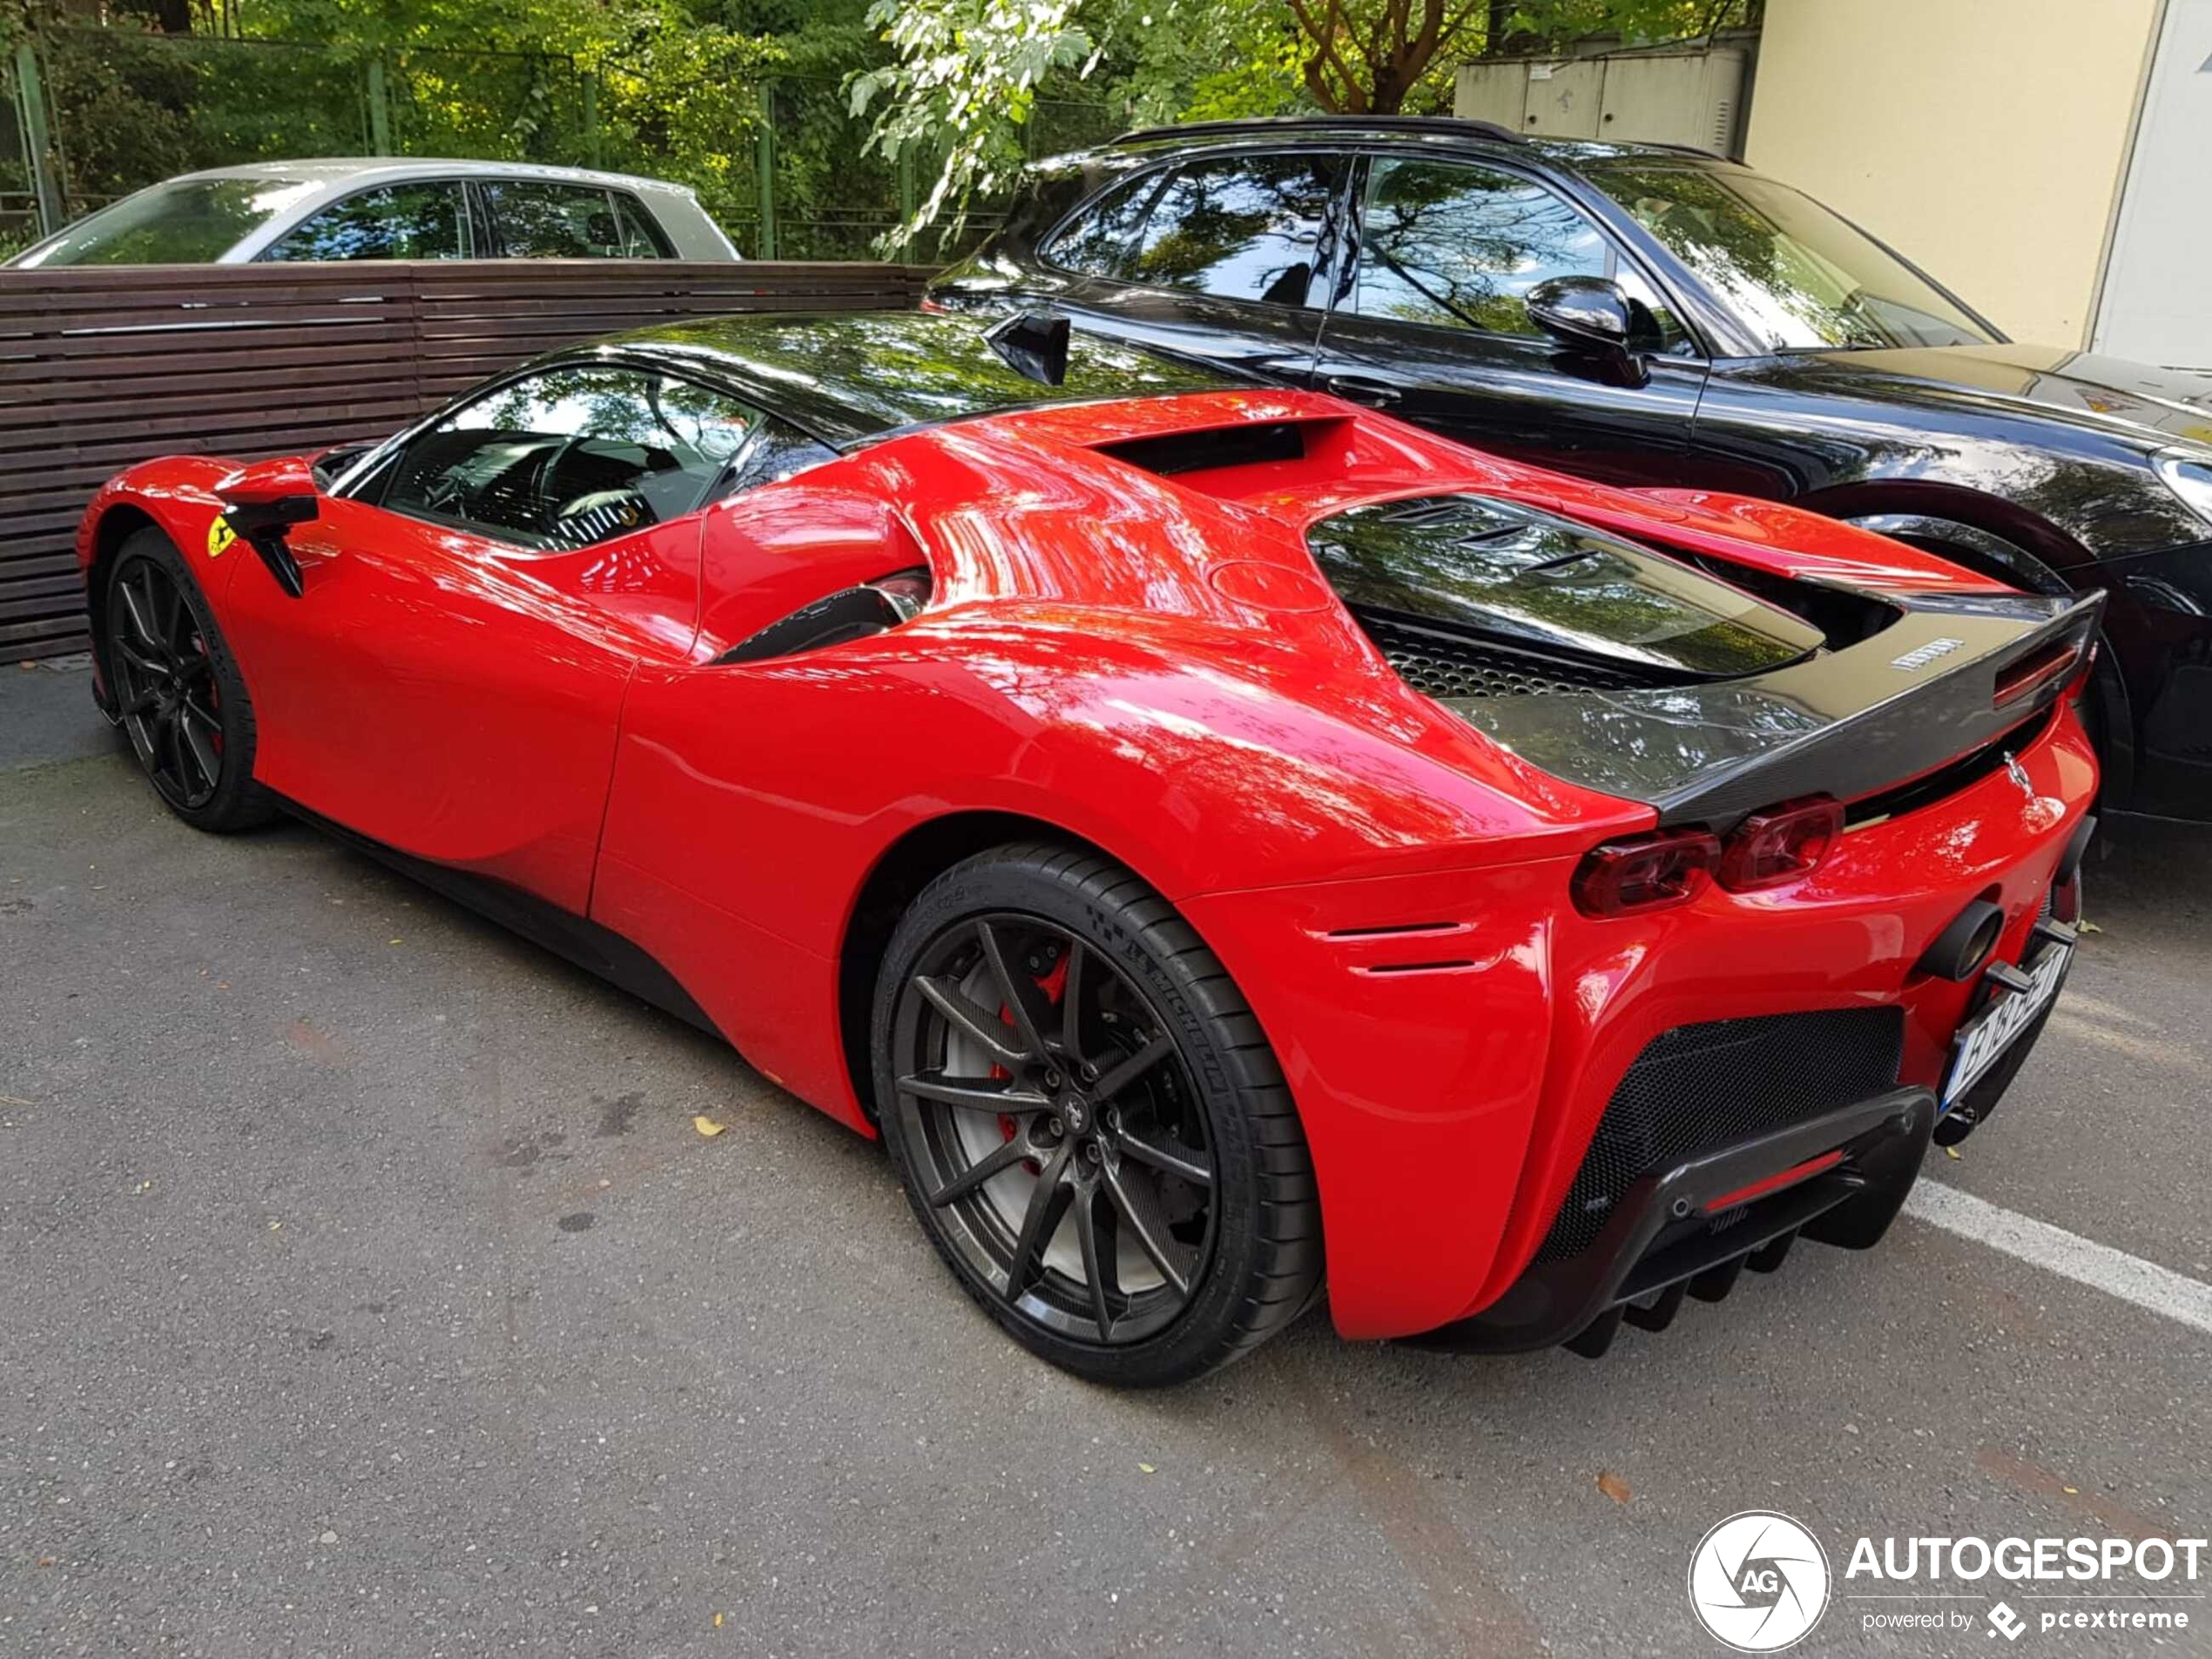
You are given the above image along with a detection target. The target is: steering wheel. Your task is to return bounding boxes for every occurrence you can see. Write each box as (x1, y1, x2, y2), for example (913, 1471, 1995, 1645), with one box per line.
(529, 435, 600, 527)
(550, 486, 658, 544)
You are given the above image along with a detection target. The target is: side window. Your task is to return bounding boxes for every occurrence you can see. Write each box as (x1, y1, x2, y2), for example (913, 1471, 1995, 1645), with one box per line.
(1042, 172, 1165, 278)
(1352, 158, 1689, 351)
(261, 182, 466, 262)
(484, 181, 629, 258)
(722, 422, 839, 496)
(610, 192, 673, 258)
(378, 366, 769, 548)
(1109, 154, 1345, 306)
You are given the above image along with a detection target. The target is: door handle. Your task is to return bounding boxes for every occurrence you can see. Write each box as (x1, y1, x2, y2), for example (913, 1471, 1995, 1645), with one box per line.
(1323, 374, 1403, 408)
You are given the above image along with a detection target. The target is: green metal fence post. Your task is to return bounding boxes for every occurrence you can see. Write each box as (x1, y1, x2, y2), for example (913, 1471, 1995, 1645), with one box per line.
(365, 57, 391, 155)
(12, 41, 61, 237)
(582, 69, 601, 168)
(754, 84, 777, 260)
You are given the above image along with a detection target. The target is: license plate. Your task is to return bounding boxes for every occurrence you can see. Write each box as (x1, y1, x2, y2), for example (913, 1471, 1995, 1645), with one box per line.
(1942, 944, 2069, 1108)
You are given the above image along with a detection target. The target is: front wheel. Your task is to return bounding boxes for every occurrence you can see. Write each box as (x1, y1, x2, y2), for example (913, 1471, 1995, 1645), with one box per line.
(873, 844, 1323, 1386)
(102, 527, 276, 833)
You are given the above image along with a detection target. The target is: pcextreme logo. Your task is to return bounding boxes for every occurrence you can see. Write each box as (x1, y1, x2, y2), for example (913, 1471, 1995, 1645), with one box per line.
(1688, 1511, 1831, 1651)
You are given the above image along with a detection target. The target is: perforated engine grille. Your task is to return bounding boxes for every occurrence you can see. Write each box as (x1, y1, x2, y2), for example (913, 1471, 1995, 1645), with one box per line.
(1356, 612, 1648, 698)
(1536, 1008, 1906, 1261)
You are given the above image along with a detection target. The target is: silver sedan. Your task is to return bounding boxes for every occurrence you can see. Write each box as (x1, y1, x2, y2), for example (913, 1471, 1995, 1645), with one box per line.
(8, 157, 741, 266)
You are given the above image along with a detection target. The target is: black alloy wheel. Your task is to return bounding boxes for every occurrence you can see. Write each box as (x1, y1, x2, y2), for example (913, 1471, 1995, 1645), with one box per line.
(876, 845, 1323, 1386)
(102, 528, 275, 833)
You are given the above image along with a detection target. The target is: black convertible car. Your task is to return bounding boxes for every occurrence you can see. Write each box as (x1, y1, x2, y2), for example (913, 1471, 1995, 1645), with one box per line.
(933, 116, 2212, 823)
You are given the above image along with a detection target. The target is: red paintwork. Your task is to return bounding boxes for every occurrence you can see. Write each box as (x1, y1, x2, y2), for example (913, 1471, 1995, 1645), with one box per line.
(76, 386, 2091, 1341)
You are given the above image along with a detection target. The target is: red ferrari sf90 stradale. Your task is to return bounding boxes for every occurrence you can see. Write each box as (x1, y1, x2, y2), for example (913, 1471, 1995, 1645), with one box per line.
(76, 310, 2100, 1385)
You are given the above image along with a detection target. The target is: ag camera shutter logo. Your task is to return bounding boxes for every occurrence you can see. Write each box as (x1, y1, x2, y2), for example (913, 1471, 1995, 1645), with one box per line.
(1688, 1511, 1832, 1651)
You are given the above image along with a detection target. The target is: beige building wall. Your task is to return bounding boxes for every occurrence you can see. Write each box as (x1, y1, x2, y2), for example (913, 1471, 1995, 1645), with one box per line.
(1743, 0, 2158, 348)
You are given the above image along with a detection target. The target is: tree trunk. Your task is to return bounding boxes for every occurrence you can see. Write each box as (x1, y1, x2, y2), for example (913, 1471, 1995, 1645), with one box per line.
(155, 0, 194, 33)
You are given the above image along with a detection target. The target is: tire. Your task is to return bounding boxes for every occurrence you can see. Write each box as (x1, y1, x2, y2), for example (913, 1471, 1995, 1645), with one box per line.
(873, 843, 1323, 1386)
(102, 526, 277, 833)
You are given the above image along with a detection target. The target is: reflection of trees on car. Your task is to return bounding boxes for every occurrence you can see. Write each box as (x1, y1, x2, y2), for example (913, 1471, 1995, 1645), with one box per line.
(1594, 164, 1991, 353)
(648, 312, 1211, 420)
(1309, 496, 1806, 677)
(1123, 158, 1341, 303)
(1358, 161, 1604, 335)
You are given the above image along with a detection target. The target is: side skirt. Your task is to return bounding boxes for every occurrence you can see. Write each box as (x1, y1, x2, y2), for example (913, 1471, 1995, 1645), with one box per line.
(277, 799, 728, 1042)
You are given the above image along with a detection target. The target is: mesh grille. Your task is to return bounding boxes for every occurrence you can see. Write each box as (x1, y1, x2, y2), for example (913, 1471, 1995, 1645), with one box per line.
(1358, 612, 1647, 698)
(1537, 1008, 1906, 1261)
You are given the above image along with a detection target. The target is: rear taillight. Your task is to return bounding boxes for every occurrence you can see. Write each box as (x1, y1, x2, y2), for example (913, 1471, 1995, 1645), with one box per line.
(2067, 638, 2100, 703)
(1571, 830, 1721, 917)
(1716, 796, 1841, 893)
(918, 296, 949, 314)
(1994, 637, 2083, 707)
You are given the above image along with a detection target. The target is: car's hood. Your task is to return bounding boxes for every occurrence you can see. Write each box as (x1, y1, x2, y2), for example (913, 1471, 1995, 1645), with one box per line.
(1787, 342, 2212, 451)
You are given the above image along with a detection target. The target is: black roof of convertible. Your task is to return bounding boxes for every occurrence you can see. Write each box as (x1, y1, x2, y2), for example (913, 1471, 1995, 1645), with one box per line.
(570, 309, 1230, 448)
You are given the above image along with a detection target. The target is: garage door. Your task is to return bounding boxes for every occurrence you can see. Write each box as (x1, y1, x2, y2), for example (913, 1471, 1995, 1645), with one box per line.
(2095, 0, 2212, 369)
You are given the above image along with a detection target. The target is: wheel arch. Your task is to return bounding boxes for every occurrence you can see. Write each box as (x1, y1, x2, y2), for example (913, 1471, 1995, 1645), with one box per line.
(836, 810, 1131, 1122)
(1799, 479, 2099, 587)
(84, 503, 164, 709)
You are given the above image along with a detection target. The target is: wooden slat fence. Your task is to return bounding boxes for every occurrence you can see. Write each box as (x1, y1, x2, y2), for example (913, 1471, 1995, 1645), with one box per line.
(0, 260, 933, 662)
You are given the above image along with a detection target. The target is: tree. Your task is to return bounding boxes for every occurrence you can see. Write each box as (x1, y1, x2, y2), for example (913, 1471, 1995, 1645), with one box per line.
(1283, 0, 1490, 115)
(847, 0, 1101, 252)
(851, 0, 1757, 248)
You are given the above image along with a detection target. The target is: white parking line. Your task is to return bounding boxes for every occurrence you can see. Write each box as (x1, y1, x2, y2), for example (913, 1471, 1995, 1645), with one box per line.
(1905, 1180, 2212, 1339)
(1902, 1185, 2212, 1336)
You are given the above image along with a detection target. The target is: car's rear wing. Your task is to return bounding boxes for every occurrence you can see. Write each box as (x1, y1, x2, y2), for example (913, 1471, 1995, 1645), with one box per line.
(1447, 587, 2106, 829)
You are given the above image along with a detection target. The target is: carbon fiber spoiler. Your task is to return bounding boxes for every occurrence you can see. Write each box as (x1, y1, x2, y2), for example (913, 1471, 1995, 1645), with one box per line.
(1447, 587, 2106, 828)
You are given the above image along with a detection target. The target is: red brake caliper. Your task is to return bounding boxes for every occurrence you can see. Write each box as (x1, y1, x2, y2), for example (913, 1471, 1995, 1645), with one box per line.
(995, 953, 1069, 1169)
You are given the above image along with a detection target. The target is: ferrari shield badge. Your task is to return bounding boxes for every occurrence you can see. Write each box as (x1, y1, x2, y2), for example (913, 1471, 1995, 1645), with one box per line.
(206, 514, 237, 560)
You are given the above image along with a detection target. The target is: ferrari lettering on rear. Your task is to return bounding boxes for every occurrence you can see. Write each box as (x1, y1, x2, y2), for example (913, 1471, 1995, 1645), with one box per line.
(1891, 637, 1964, 671)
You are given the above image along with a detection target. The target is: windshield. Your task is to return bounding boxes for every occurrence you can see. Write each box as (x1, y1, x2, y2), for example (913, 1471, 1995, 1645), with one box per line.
(11, 177, 320, 266)
(1584, 162, 1993, 353)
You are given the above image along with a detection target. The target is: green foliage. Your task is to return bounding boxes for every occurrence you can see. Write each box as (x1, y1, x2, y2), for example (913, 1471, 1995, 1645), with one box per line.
(21, 0, 910, 254)
(17, 0, 1754, 256)
(847, 0, 1101, 253)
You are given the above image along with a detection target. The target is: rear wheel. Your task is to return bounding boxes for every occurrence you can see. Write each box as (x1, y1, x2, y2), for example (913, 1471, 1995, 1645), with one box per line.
(873, 844, 1322, 1386)
(103, 528, 275, 833)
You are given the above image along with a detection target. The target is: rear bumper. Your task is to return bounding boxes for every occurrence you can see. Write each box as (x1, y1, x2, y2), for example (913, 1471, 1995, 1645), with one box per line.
(1413, 1087, 1936, 1355)
(1184, 694, 2098, 1343)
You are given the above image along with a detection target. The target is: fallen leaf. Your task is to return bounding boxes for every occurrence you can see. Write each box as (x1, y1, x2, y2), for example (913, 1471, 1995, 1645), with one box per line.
(714, 1613, 724, 1629)
(2078, 920, 2102, 934)
(1137, 1462, 1157, 1474)
(2063, 1486, 2080, 1495)
(1597, 1470, 1632, 1503)
(37, 1556, 54, 1567)
(388, 938, 403, 946)
(1945, 1145, 1961, 1160)
(693, 1115, 727, 1138)
(267, 1219, 283, 1231)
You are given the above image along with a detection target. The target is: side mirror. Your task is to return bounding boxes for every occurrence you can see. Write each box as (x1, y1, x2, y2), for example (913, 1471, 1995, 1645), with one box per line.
(215, 456, 320, 598)
(1525, 276, 1649, 388)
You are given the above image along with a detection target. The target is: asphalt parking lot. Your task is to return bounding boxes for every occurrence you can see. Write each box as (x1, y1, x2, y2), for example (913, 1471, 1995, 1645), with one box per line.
(3, 657, 2209, 1658)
